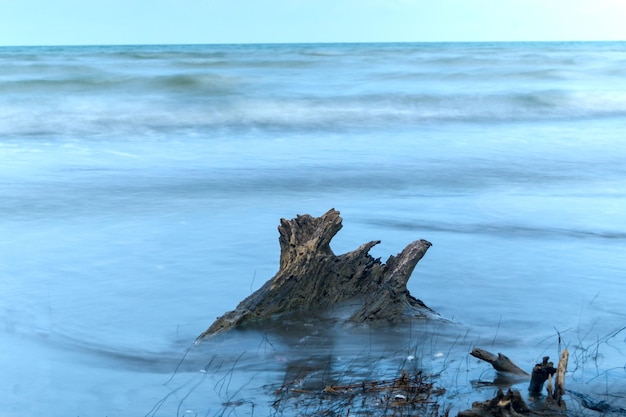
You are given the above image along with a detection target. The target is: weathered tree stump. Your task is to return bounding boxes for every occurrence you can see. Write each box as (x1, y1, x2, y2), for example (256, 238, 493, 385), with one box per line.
(197, 209, 436, 340)
(528, 356, 556, 394)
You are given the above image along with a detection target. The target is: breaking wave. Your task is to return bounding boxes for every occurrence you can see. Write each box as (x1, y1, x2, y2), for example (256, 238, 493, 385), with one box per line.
(2, 42, 626, 137)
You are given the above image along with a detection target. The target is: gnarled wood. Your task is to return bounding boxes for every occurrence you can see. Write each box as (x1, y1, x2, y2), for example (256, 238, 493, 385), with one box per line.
(458, 389, 530, 417)
(466, 349, 570, 417)
(470, 348, 530, 376)
(197, 209, 436, 340)
(529, 356, 556, 394)
(548, 349, 568, 408)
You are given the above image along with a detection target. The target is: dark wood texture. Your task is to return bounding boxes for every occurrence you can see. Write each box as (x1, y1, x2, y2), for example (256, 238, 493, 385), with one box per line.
(197, 208, 436, 340)
(470, 348, 530, 376)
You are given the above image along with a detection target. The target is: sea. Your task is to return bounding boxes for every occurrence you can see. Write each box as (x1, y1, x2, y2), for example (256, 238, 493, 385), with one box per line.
(1, 42, 626, 416)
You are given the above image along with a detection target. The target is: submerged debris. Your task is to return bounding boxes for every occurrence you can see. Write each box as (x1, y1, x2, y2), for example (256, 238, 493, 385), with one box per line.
(458, 389, 531, 417)
(272, 369, 448, 416)
(465, 349, 570, 417)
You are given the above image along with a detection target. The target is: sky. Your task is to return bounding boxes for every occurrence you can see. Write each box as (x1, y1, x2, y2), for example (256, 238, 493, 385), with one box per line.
(1, 0, 625, 46)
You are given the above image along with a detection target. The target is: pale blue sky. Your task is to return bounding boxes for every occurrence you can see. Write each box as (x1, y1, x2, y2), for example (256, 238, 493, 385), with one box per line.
(1, 0, 625, 46)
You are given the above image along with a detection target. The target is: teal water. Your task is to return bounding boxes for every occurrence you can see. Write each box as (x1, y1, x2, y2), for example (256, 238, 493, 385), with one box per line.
(1, 42, 626, 416)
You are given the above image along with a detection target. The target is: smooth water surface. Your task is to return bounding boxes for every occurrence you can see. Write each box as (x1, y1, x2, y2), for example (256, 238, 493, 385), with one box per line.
(2, 42, 626, 416)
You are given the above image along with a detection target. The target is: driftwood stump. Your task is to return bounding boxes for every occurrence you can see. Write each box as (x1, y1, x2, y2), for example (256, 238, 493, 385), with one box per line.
(197, 209, 436, 340)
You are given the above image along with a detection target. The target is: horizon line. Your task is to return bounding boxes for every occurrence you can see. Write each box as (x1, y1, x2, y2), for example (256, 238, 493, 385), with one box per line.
(1, 39, 625, 48)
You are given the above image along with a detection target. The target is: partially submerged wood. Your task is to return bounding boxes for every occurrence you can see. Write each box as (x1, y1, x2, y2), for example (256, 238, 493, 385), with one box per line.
(465, 349, 570, 417)
(458, 389, 530, 417)
(197, 209, 436, 340)
(529, 350, 568, 401)
(470, 348, 530, 376)
(459, 386, 569, 417)
(529, 356, 556, 394)
(470, 348, 568, 397)
(548, 349, 568, 408)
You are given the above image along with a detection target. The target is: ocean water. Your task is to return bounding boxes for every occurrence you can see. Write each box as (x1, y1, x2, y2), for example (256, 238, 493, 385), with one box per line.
(2, 42, 626, 416)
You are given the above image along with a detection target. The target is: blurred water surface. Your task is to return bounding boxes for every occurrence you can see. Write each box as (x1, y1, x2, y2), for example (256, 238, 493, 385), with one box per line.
(1, 42, 626, 416)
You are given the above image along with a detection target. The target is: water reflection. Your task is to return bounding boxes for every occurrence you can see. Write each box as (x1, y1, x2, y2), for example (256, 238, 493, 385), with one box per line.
(7, 307, 623, 416)
(147, 317, 482, 416)
(134, 316, 626, 416)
